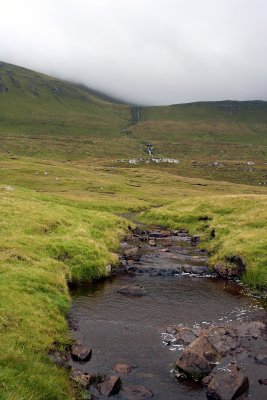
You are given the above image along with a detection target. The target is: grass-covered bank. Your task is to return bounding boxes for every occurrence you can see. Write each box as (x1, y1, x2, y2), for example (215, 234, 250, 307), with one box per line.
(138, 195, 267, 289)
(0, 187, 130, 400)
(0, 154, 267, 399)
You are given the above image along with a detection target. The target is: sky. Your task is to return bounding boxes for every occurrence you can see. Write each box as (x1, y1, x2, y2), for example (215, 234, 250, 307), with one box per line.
(0, 0, 266, 105)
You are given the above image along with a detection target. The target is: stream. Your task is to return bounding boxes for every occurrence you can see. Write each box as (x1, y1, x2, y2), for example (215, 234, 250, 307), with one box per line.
(68, 226, 267, 400)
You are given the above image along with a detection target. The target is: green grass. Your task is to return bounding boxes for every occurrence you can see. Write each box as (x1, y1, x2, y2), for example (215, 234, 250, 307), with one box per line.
(0, 61, 267, 399)
(0, 186, 132, 400)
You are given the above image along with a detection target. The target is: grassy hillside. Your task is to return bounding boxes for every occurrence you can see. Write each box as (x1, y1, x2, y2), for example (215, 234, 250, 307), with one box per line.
(0, 61, 267, 185)
(0, 62, 267, 399)
(0, 61, 141, 160)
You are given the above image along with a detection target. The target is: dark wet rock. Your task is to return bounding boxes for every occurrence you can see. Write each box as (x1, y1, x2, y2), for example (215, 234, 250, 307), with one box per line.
(123, 246, 141, 261)
(176, 351, 212, 380)
(149, 231, 170, 238)
(112, 363, 136, 374)
(117, 284, 146, 297)
(171, 229, 188, 237)
(98, 375, 121, 396)
(174, 328, 197, 346)
(71, 369, 95, 388)
(122, 385, 154, 399)
(259, 378, 267, 385)
(176, 337, 219, 380)
(191, 235, 200, 246)
(255, 347, 267, 365)
(71, 344, 92, 362)
(206, 364, 249, 400)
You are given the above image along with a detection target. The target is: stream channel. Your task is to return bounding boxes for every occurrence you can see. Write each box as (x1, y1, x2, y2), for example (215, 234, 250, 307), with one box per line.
(68, 224, 267, 400)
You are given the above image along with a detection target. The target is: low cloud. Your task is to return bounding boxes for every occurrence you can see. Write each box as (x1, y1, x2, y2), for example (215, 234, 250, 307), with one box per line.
(0, 0, 266, 105)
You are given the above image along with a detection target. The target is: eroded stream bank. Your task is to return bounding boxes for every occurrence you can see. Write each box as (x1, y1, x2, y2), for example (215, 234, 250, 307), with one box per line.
(67, 225, 267, 399)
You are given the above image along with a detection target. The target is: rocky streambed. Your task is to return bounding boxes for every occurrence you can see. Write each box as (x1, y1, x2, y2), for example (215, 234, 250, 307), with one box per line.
(64, 225, 266, 399)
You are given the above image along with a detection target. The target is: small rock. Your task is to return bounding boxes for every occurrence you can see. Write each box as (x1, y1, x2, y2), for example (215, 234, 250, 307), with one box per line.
(112, 363, 136, 374)
(149, 231, 169, 238)
(259, 378, 267, 385)
(123, 385, 154, 399)
(98, 375, 121, 396)
(71, 369, 95, 388)
(206, 364, 249, 400)
(71, 344, 92, 362)
(117, 285, 146, 297)
(148, 239, 156, 246)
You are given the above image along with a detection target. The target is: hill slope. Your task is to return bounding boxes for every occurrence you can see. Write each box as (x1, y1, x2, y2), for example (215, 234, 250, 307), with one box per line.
(0, 61, 267, 184)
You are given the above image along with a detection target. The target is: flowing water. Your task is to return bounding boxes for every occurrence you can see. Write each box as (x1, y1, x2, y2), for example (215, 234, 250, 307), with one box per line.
(69, 228, 266, 399)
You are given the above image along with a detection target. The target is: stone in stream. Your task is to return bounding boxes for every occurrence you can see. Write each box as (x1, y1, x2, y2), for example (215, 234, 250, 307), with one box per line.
(148, 239, 156, 246)
(71, 344, 92, 362)
(112, 363, 136, 374)
(206, 364, 249, 400)
(98, 375, 121, 396)
(149, 230, 170, 238)
(122, 385, 154, 399)
(117, 285, 147, 297)
(70, 369, 95, 388)
(259, 378, 267, 385)
(176, 336, 219, 380)
(123, 246, 141, 261)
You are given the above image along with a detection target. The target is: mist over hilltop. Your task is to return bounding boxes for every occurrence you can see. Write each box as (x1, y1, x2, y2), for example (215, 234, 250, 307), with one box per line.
(0, 0, 267, 105)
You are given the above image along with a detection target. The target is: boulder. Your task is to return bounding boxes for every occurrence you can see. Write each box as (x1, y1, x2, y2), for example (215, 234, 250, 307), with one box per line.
(122, 385, 154, 399)
(206, 364, 249, 400)
(117, 285, 146, 297)
(176, 351, 212, 380)
(176, 337, 219, 380)
(71, 344, 92, 362)
(98, 375, 121, 396)
(123, 247, 141, 261)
